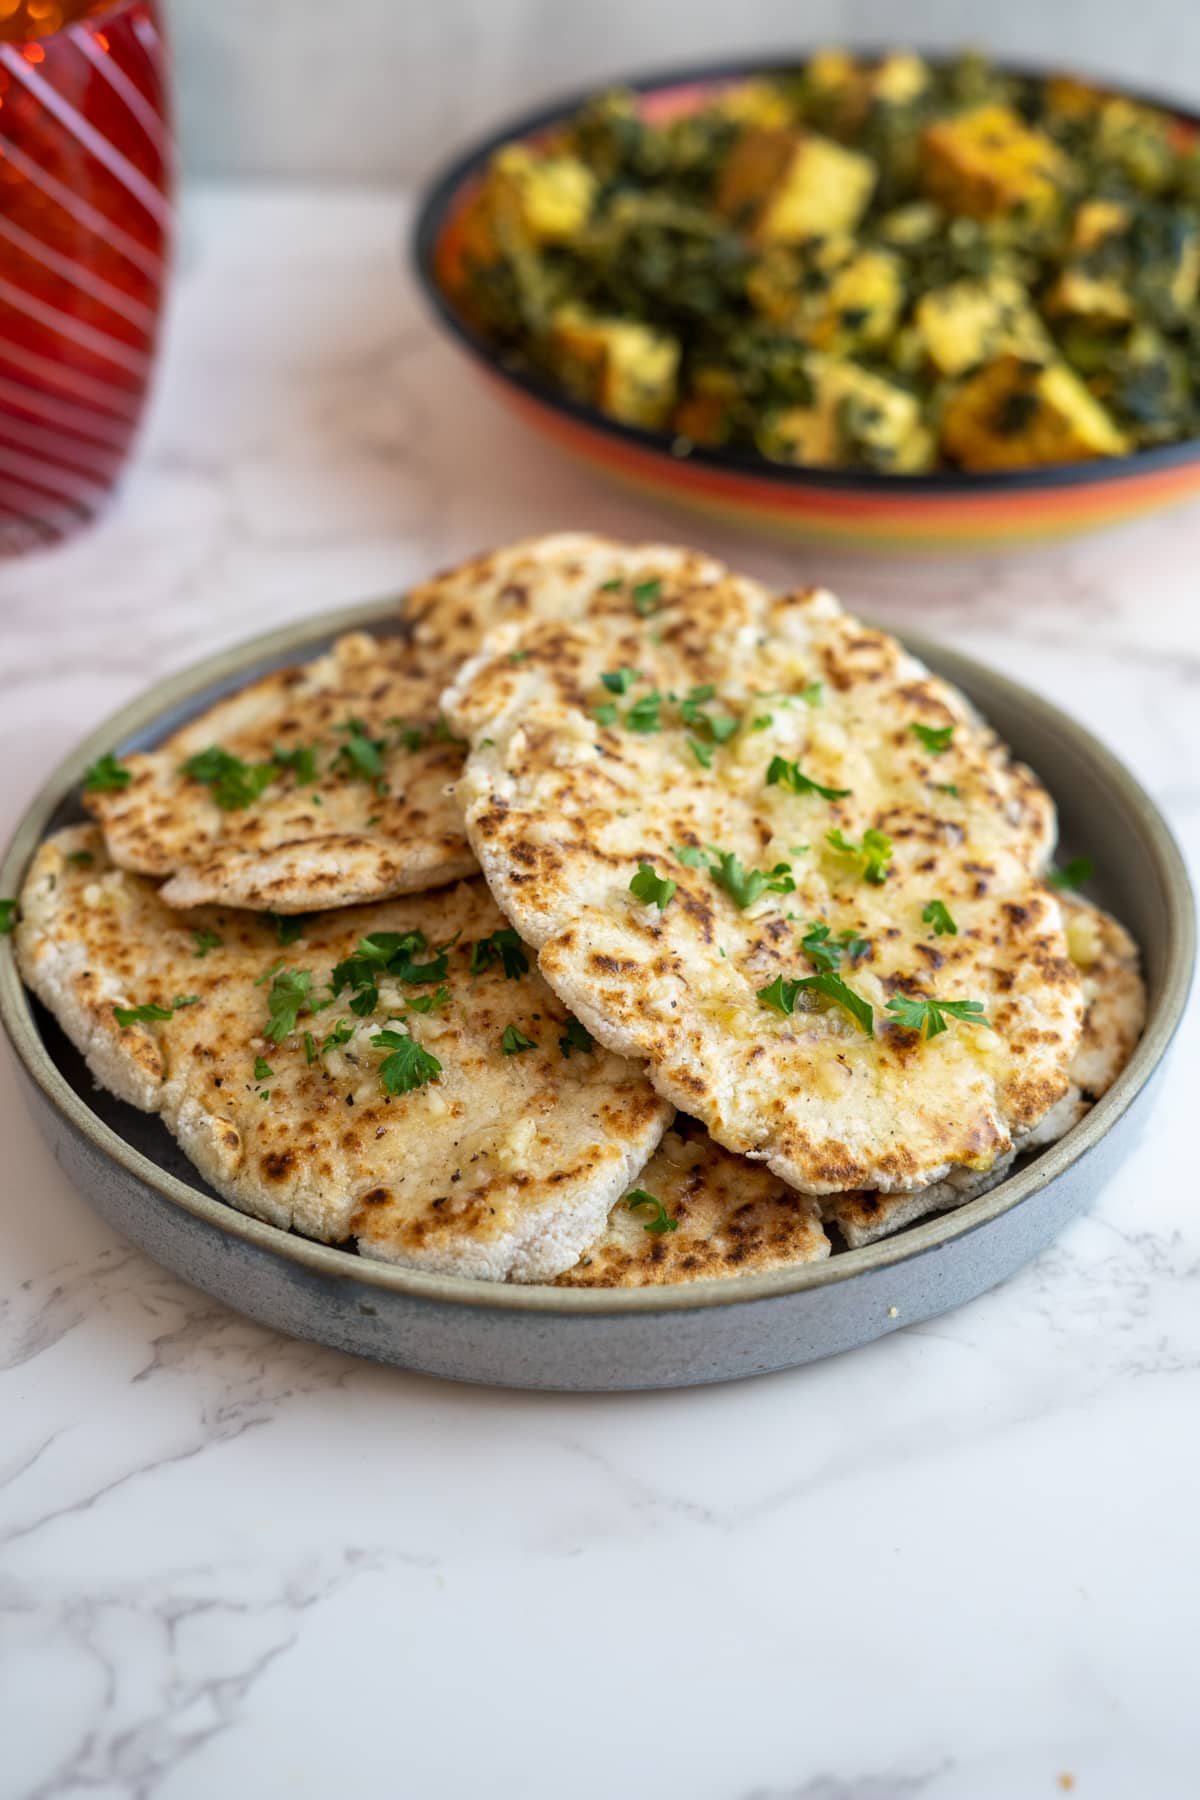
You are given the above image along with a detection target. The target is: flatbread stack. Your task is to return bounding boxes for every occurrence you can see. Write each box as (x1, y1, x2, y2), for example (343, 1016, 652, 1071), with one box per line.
(13, 534, 1145, 1285)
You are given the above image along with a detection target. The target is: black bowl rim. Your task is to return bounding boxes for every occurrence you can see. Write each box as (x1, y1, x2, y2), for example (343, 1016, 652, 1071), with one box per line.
(411, 47, 1200, 498)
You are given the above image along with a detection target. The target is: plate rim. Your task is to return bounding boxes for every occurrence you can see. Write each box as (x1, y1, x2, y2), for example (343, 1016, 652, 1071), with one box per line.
(1, 593, 1193, 1317)
(410, 48, 1200, 498)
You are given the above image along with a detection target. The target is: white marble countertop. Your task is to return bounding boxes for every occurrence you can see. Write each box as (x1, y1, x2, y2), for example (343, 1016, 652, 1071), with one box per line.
(1, 185, 1198, 1800)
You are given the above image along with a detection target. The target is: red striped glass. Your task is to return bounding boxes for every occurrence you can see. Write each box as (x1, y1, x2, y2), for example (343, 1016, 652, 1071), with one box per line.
(0, 0, 171, 554)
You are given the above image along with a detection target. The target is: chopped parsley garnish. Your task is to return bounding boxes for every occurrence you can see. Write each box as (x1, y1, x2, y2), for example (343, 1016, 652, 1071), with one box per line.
(885, 994, 993, 1040)
(332, 930, 448, 1005)
(801, 681, 824, 707)
(751, 714, 773, 731)
(767, 755, 851, 802)
(320, 1020, 355, 1055)
(254, 957, 285, 988)
(371, 1029, 442, 1094)
(0, 899, 17, 935)
(687, 737, 714, 768)
(303, 1031, 317, 1064)
(709, 850, 794, 908)
(911, 722, 954, 755)
(334, 718, 387, 784)
(469, 926, 530, 980)
(631, 576, 662, 616)
(757, 971, 874, 1035)
(937, 783, 960, 799)
(268, 911, 308, 946)
(113, 1000, 177, 1027)
(1048, 856, 1094, 892)
(593, 702, 619, 727)
(627, 1190, 678, 1233)
(600, 666, 640, 695)
(922, 900, 958, 937)
(599, 576, 623, 592)
(66, 851, 94, 867)
(680, 684, 738, 745)
(83, 753, 131, 793)
(254, 1057, 274, 1081)
(625, 690, 663, 733)
(172, 994, 200, 1008)
(388, 721, 425, 753)
(559, 1017, 595, 1057)
(273, 743, 319, 784)
(500, 1023, 537, 1055)
(181, 746, 278, 811)
(673, 843, 707, 867)
(509, 649, 530, 665)
(826, 827, 893, 885)
(406, 984, 451, 1015)
(264, 967, 312, 1042)
(629, 861, 677, 911)
(799, 921, 869, 973)
(191, 927, 223, 958)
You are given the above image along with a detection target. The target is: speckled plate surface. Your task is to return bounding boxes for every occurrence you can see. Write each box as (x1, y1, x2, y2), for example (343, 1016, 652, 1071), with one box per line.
(0, 599, 1192, 1390)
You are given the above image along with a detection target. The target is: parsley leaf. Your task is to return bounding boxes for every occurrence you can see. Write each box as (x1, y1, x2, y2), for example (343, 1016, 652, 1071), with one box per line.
(113, 1000, 177, 1027)
(82, 753, 131, 793)
(334, 717, 389, 785)
(406, 984, 451, 1015)
(673, 844, 707, 867)
(751, 713, 773, 731)
(1048, 856, 1094, 892)
(593, 702, 619, 727)
(629, 861, 677, 911)
(254, 1056, 274, 1081)
(767, 755, 851, 802)
(922, 900, 958, 936)
(273, 743, 319, 784)
(798, 921, 869, 973)
(172, 995, 200, 1009)
(320, 1020, 355, 1055)
(0, 899, 18, 935)
(600, 666, 641, 695)
(469, 926, 530, 980)
(826, 827, 893, 885)
(509, 649, 530, 665)
(885, 994, 993, 1040)
(911, 722, 954, 755)
(599, 576, 623, 592)
(625, 690, 663, 733)
(709, 851, 794, 909)
(801, 681, 824, 707)
(268, 911, 308, 946)
(631, 577, 662, 616)
(303, 1031, 317, 1064)
(371, 1030, 442, 1094)
(66, 850, 94, 867)
(500, 1023, 537, 1055)
(182, 746, 279, 811)
(559, 1017, 595, 1057)
(937, 783, 960, 799)
(758, 971, 874, 1035)
(264, 968, 312, 1042)
(687, 737, 714, 768)
(191, 927, 223, 957)
(626, 1189, 678, 1233)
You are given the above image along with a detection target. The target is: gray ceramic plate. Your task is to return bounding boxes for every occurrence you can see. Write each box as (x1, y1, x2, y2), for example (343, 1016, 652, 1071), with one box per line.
(0, 599, 1193, 1391)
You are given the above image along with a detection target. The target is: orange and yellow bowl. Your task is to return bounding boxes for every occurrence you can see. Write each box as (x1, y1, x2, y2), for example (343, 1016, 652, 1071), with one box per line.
(412, 59, 1200, 552)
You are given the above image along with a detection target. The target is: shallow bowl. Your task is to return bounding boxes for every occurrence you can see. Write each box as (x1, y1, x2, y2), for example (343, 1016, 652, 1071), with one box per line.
(0, 597, 1192, 1388)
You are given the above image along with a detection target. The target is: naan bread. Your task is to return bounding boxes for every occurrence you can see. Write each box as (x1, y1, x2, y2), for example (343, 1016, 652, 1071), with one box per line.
(85, 632, 477, 913)
(16, 827, 671, 1282)
(556, 1123, 830, 1287)
(406, 531, 730, 671)
(443, 574, 1082, 1197)
(827, 890, 1145, 1246)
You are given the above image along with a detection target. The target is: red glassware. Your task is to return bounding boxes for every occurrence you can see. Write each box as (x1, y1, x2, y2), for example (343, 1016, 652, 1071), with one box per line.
(0, 0, 171, 554)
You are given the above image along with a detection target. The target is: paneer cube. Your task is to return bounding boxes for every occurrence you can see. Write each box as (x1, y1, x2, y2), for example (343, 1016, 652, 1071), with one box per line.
(1070, 198, 1130, 253)
(797, 247, 906, 352)
(914, 275, 1049, 376)
(939, 354, 1129, 469)
(760, 355, 934, 471)
(487, 146, 596, 245)
(547, 308, 680, 430)
(1044, 268, 1133, 325)
(715, 79, 794, 130)
(717, 128, 876, 242)
(920, 104, 1074, 222)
